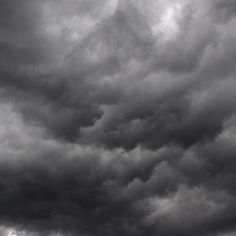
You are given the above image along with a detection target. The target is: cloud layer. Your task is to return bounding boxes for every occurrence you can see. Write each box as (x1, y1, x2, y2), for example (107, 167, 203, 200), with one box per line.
(1, 0, 236, 235)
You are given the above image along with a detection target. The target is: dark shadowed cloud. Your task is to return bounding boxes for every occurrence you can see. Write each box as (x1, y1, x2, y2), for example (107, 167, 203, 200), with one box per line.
(1, 0, 236, 235)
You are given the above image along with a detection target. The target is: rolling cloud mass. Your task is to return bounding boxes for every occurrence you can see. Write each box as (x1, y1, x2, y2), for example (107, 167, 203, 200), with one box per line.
(1, 0, 236, 235)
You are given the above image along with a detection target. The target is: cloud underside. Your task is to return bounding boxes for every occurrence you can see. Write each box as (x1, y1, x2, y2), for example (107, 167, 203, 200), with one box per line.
(1, 0, 236, 235)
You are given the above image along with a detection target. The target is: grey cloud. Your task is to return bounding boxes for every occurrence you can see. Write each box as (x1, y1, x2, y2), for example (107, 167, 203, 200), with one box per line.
(1, 103, 236, 236)
(1, 0, 236, 235)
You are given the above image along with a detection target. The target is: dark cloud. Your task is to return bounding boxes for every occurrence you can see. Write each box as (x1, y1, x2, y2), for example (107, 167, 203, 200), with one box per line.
(1, 0, 236, 235)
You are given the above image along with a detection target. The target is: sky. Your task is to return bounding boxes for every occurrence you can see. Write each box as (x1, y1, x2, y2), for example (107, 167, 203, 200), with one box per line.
(0, 0, 236, 235)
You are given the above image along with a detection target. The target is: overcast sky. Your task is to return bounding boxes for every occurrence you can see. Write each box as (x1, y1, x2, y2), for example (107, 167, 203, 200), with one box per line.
(1, 0, 236, 235)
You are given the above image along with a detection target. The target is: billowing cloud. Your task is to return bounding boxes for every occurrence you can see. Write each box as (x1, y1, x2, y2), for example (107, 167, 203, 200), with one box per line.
(1, 0, 236, 235)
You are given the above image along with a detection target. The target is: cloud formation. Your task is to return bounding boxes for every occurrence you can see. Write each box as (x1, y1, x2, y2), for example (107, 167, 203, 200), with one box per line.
(1, 0, 236, 235)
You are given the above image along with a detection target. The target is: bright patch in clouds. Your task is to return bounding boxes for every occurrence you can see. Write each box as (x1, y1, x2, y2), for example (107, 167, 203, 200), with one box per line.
(151, 1, 183, 40)
(158, 2, 182, 39)
(8, 230, 17, 236)
(0, 227, 17, 236)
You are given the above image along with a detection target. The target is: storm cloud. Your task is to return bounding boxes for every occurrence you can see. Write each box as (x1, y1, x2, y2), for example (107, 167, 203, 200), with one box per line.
(1, 0, 236, 235)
